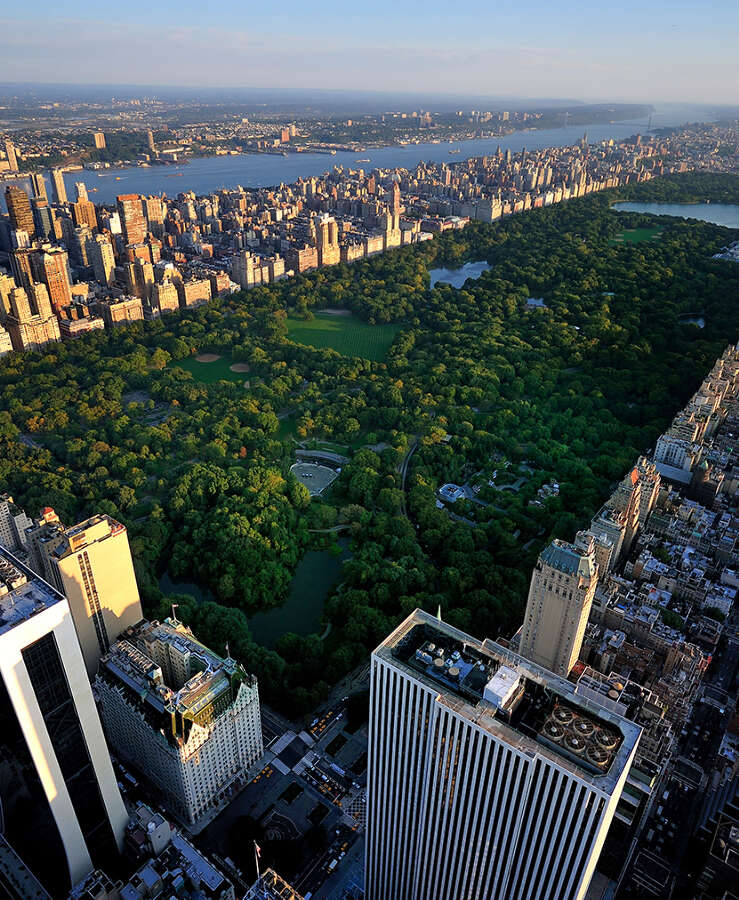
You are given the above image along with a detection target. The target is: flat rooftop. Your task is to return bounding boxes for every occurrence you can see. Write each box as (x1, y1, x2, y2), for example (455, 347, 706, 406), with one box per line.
(0, 547, 63, 637)
(377, 609, 641, 792)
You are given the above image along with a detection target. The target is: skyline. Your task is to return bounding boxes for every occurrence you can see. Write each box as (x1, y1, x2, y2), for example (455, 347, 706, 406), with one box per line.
(2, 1, 739, 104)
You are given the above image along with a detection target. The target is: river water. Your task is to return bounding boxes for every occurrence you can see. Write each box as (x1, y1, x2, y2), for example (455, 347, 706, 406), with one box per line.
(611, 202, 739, 229)
(1, 104, 713, 208)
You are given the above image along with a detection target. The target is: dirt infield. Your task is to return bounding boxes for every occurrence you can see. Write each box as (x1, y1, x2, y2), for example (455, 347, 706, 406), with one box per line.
(195, 353, 222, 363)
(229, 362, 250, 372)
(290, 462, 340, 496)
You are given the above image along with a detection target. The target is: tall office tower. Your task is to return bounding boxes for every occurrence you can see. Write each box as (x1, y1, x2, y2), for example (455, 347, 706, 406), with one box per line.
(32, 198, 55, 241)
(96, 617, 263, 826)
(76, 182, 89, 202)
(87, 233, 116, 286)
(519, 531, 598, 677)
(5, 185, 36, 238)
(366, 610, 640, 900)
(635, 455, 661, 526)
(4, 139, 19, 172)
(125, 257, 154, 300)
(0, 491, 32, 553)
(117, 193, 147, 245)
(10, 248, 34, 291)
(0, 547, 128, 895)
(48, 514, 143, 677)
(146, 129, 156, 153)
(30, 172, 48, 202)
(51, 168, 68, 204)
(92, 131, 106, 149)
(390, 179, 401, 216)
(31, 247, 73, 313)
(72, 224, 93, 266)
(605, 466, 642, 560)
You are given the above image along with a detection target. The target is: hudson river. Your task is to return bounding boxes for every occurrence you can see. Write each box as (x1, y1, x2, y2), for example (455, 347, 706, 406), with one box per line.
(1, 105, 716, 208)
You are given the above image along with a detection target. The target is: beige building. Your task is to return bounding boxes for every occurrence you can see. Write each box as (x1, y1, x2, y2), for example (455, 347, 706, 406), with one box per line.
(87, 234, 116, 287)
(93, 131, 106, 149)
(147, 281, 180, 317)
(519, 531, 599, 677)
(49, 514, 144, 676)
(96, 296, 144, 327)
(0, 323, 12, 355)
(5, 284, 61, 352)
(96, 618, 263, 826)
(177, 276, 211, 308)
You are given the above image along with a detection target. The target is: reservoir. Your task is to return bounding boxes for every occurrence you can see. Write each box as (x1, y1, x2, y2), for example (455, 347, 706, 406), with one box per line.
(430, 260, 491, 288)
(612, 202, 739, 229)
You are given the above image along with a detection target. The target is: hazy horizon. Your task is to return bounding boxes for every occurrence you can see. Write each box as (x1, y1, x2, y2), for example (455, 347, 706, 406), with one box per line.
(2, 0, 738, 105)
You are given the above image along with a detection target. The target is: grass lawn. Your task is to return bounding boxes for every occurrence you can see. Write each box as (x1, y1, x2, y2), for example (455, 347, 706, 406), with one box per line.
(286, 312, 400, 361)
(168, 355, 248, 384)
(610, 226, 663, 245)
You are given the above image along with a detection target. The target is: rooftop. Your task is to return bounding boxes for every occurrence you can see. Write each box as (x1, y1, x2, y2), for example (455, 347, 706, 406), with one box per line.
(0, 546, 63, 637)
(378, 609, 641, 791)
(540, 537, 595, 578)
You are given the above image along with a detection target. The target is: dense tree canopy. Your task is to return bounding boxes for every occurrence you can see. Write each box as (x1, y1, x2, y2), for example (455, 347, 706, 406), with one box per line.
(2, 173, 738, 715)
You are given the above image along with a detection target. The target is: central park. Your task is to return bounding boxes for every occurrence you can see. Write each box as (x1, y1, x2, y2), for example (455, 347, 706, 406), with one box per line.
(2, 172, 738, 716)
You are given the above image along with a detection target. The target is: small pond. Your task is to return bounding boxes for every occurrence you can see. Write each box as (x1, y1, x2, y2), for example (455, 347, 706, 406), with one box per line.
(159, 541, 350, 649)
(429, 260, 491, 289)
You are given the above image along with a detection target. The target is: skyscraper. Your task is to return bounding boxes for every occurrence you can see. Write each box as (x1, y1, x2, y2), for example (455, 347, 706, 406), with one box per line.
(49, 514, 144, 676)
(93, 131, 106, 149)
(30, 172, 48, 202)
(31, 247, 73, 313)
(117, 193, 147, 245)
(51, 168, 68, 205)
(366, 609, 640, 900)
(5, 185, 36, 238)
(87, 233, 116, 287)
(518, 531, 598, 677)
(4, 139, 18, 172)
(0, 546, 128, 894)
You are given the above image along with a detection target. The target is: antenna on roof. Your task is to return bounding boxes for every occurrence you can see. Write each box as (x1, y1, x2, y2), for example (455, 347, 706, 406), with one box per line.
(225, 641, 232, 661)
(171, 603, 179, 625)
(437, 605, 442, 622)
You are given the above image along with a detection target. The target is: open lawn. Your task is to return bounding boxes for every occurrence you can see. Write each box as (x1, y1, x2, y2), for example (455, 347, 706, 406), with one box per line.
(168, 355, 249, 384)
(610, 226, 663, 245)
(286, 311, 400, 361)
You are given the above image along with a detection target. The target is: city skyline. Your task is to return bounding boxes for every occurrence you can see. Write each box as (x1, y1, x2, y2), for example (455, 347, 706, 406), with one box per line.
(1, 0, 738, 104)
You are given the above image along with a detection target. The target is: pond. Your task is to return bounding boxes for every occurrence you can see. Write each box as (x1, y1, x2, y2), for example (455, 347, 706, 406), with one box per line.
(612, 202, 739, 229)
(429, 260, 491, 289)
(159, 541, 350, 649)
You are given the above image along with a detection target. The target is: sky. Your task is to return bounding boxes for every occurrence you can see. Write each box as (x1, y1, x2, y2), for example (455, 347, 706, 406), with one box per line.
(2, 1, 738, 104)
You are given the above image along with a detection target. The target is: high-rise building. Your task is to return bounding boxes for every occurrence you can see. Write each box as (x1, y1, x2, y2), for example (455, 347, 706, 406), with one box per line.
(146, 129, 156, 153)
(51, 168, 68, 205)
(519, 532, 598, 677)
(0, 271, 16, 319)
(96, 617, 263, 825)
(0, 323, 12, 355)
(30, 172, 48, 202)
(48, 514, 144, 676)
(0, 491, 32, 553)
(5, 185, 35, 238)
(32, 198, 55, 241)
(245, 869, 304, 899)
(366, 609, 641, 900)
(87, 234, 116, 286)
(30, 247, 73, 313)
(71, 195, 98, 230)
(117, 193, 147, 245)
(4, 284, 61, 352)
(0, 547, 128, 894)
(4, 139, 19, 172)
(93, 131, 106, 149)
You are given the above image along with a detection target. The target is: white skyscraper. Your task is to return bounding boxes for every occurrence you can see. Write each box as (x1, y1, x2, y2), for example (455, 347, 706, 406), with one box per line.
(366, 609, 641, 900)
(0, 547, 127, 895)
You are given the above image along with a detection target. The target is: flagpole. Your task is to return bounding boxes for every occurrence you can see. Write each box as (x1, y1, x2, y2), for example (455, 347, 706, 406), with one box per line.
(254, 840, 260, 880)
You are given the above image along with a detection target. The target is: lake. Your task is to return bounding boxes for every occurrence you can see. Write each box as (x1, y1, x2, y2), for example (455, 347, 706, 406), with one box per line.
(612, 202, 739, 229)
(159, 542, 349, 649)
(429, 260, 491, 289)
(1, 114, 697, 210)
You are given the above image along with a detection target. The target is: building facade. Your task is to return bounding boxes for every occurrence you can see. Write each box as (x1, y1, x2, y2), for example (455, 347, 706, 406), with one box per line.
(95, 618, 263, 825)
(366, 609, 640, 900)
(519, 532, 599, 676)
(0, 547, 127, 894)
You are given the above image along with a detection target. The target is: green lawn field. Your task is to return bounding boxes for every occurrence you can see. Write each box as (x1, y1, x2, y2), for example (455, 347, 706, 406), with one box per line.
(168, 355, 249, 384)
(286, 312, 400, 361)
(610, 226, 663, 245)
